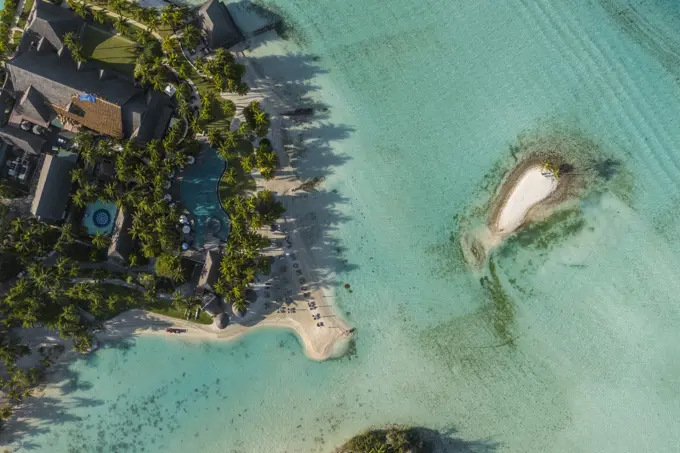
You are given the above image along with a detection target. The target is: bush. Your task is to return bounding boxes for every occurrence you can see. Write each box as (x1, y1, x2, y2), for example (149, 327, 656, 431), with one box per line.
(154, 253, 184, 282)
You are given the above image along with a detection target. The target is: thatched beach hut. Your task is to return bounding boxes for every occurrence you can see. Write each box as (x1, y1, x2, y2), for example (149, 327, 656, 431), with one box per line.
(213, 312, 228, 330)
(201, 293, 223, 317)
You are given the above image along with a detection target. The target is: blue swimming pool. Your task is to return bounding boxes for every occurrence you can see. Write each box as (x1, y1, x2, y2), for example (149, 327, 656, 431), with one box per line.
(82, 200, 117, 236)
(178, 148, 230, 247)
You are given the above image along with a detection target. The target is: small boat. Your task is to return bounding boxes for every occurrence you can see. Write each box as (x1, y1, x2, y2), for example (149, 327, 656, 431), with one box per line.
(165, 328, 187, 334)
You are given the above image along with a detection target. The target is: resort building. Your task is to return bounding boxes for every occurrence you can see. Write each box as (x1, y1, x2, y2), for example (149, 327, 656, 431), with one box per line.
(197, 0, 244, 49)
(107, 208, 134, 264)
(196, 250, 221, 293)
(3, 0, 173, 143)
(0, 125, 46, 155)
(30, 152, 77, 222)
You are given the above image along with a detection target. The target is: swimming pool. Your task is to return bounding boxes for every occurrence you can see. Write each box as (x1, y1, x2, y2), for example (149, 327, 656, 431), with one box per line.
(82, 200, 117, 236)
(178, 148, 230, 247)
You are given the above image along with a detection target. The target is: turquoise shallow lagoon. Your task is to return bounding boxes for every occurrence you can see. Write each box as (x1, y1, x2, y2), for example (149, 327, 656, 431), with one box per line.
(5, 0, 680, 452)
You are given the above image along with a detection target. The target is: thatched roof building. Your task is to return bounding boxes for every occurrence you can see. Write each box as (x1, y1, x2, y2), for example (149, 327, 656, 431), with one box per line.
(196, 250, 220, 292)
(30, 152, 76, 221)
(0, 125, 46, 155)
(201, 293, 223, 317)
(4, 0, 173, 143)
(197, 0, 244, 48)
(213, 312, 228, 329)
(107, 208, 134, 264)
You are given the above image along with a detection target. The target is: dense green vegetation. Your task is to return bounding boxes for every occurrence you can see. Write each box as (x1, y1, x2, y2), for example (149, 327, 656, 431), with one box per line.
(193, 49, 249, 95)
(338, 427, 429, 453)
(71, 124, 194, 262)
(0, 0, 20, 58)
(16, 0, 33, 28)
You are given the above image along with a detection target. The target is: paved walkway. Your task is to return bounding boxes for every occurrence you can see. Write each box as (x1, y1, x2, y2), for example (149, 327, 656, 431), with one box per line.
(83, 3, 165, 41)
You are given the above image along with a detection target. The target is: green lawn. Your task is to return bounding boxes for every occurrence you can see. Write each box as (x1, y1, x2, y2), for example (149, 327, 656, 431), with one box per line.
(81, 25, 139, 75)
(150, 303, 214, 325)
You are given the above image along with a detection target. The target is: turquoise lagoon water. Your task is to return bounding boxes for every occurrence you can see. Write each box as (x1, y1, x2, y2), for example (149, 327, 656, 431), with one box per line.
(82, 200, 117, 236)
(178, 148, 230, 247)
(7, 0, 680, 452)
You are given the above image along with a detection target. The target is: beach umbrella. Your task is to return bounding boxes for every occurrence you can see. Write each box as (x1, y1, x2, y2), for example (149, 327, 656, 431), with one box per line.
(187, 156, 195, 165)
(182, 225, 191, 234)
(179, 215, 188, 224)
(164, 181, 172, 189)
(164, 193, 172, 202)
(181, 242, 189, 251)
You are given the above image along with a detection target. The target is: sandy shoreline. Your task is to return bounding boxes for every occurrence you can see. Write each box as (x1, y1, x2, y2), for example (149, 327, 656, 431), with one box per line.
(462, 154, 576, 267)
(101, 307, 351, 361)
(494, 165, 557, 234)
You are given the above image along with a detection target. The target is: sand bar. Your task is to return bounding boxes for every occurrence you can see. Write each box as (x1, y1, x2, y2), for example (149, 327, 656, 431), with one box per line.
(495, 166, 557, 233)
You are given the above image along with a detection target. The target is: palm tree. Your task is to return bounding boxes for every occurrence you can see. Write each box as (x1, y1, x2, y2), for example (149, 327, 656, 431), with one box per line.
(63, 32, 86, 63)
(223, 131, 239, 149)
(221, 100, 236, 118)
(237, 122, 250, 138)
(177, 101, 191, 120)
(180, 25, 200, 49)
(240, 155, 254, 173)
(190, 117, 203, 136)
(91, 232, 110, 250)
(109, 0, 125, 15)
(178, 63, 190, 80)
(151, 73, 165, 91)
(146, 15, 159, 32)
(136, 29, 153, 46)
(114, 16, 128, 35)
(232, 298, 248, 315)
(92, 8, 108, 24)
(70, 167, 85, 184)
(72, 190, 87, 208)
(217, 143, 233, 161)
(223, 167, 236, 184)
(161, 36, 174, 54)
(103, 182, 117, 202)
(212, 73, 224, 92)
(207, 129, 221, 147)
(254, 110, 268, 126)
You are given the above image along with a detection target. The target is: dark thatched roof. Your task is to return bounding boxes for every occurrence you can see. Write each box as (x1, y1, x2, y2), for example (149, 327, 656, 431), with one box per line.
(132, 91, 173, 143)
(107, 208, 134, 263)
(201, 293, 223, 317)
(0, 125, 46, 155)
(30, 152, 76, 221)
(214, 312, 228, 329)
(6, 50, 140, 110)
(15, 86, 52, 126)
(197, 0, 244, 48)
(197, 250, 220, 292)
(28, 0, 84, 51)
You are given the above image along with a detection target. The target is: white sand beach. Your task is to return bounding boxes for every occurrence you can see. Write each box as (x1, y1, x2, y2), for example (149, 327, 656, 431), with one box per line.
(495, 165, 557, 234)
